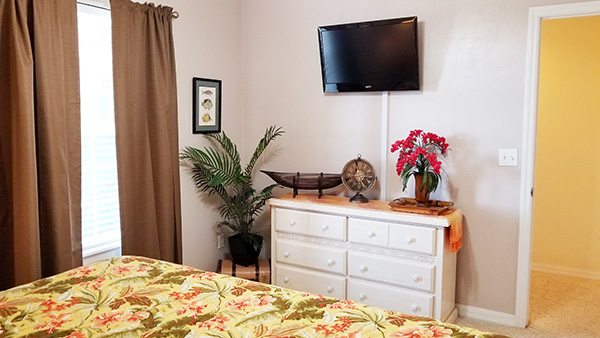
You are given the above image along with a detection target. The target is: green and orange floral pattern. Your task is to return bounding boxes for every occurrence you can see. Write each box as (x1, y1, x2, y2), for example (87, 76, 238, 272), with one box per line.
(0, 256, 508, 338)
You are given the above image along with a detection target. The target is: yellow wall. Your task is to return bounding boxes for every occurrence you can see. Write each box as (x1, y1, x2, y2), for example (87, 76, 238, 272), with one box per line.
(532, 15, 600, 276)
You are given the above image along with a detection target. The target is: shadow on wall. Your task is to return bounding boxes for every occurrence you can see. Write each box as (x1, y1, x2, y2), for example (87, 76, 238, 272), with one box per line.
(417, 10, 459, 92)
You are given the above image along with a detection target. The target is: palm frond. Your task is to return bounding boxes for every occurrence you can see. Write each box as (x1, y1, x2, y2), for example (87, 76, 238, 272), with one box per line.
(205, 131, 242, 173)
(179, 126, 284, 241)
(181, 145, 243, 187)
(244, 126, 284, 177)
(190, 164, 229, 202)
(236, 308, 286, 327)
(202, 146, 243, 187)
(249, 184, 277, 218)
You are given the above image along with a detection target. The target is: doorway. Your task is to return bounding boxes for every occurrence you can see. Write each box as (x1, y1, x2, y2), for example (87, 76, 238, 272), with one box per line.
(517, 0, 600, 328)
(531, 14, 600, 281)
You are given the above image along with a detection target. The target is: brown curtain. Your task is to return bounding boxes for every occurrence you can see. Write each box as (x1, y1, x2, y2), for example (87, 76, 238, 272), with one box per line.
(111, 0, 182, 263)
(0, 0, 82, 290)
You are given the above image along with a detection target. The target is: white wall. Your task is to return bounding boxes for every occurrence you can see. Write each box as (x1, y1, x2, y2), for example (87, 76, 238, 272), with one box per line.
(239, 0, 590, 317)
(161, 0, 245, 272)
(160, 0, 592, 320)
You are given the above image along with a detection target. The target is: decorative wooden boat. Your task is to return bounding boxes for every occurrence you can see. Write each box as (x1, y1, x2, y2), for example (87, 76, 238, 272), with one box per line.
(261, 170, 343, 198)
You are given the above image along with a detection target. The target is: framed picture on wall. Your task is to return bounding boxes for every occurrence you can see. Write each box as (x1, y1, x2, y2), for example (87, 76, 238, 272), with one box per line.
(193, 77, 221, 134)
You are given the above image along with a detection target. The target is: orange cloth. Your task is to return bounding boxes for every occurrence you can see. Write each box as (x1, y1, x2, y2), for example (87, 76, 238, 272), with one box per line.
(441, 209, 463, 253)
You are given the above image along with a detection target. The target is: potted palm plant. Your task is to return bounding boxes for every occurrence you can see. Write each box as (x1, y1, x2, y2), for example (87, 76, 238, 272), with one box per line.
(180, 126, 284, 266)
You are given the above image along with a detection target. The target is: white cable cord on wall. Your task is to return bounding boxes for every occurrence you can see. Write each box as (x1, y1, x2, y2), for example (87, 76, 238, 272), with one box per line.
(380, 92, 389, 201)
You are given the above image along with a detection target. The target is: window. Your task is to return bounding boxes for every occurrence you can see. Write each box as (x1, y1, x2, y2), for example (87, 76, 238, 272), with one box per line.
(77, 1, 121, 257)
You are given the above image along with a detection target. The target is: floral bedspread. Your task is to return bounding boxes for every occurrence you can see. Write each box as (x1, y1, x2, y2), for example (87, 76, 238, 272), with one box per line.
(0, 256, 508, 338)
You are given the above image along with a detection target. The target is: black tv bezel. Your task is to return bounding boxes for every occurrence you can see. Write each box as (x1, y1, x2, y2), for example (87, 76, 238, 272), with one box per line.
(317, 16, 420, 93)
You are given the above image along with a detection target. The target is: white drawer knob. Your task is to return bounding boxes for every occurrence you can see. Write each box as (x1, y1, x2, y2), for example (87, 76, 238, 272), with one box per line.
(368, 231, 376, 238)
(359, 265, 368, 272)
(406, 237, 416, 244)
(326, 286, 333, 293)
(289, 220, 296, 226)
(411, 304, 420, 313)
(321, 224, 329, 231)
(283, 277, 289, 283)
(359, 293, 366, 301)
(412, 275, 422, 283)
(284, 251, 290, 258)
(327, 259, 334, 266)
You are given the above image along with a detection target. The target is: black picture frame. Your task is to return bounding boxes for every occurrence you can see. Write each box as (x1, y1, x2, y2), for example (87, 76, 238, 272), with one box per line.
(193, 77, 221, 134)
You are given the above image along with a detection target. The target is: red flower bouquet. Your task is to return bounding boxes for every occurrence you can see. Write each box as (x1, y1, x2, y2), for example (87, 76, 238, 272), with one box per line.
(391, 129, 449, 196)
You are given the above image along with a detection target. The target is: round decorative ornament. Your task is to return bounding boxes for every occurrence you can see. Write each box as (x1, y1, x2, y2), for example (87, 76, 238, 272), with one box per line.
(341, 154, 377, 203)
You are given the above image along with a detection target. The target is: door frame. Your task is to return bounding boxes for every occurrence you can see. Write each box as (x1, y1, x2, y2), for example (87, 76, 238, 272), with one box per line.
(517, 0, 600, 328)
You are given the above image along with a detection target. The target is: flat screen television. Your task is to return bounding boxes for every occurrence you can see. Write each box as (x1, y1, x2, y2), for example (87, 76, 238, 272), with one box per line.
(318, 16, 419, 93)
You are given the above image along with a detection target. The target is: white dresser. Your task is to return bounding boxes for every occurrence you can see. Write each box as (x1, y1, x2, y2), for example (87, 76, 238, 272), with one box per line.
(269, 194, 458, 322)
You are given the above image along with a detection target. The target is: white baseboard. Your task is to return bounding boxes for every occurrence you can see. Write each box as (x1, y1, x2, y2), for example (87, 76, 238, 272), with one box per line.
(531, 263, 600, 280)
(456, 304, 521, 327)
(445, 307, 459, 323)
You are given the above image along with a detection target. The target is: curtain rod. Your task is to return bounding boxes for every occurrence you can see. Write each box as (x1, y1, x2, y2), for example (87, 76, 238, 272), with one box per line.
(77, 1, 179, 19)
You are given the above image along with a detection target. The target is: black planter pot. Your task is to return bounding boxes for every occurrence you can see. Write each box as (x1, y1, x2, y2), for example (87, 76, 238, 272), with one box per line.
(228, 234, 263, 266)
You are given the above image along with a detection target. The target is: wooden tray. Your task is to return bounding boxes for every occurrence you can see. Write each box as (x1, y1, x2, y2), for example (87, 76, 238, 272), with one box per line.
(389, 198, 454, 215)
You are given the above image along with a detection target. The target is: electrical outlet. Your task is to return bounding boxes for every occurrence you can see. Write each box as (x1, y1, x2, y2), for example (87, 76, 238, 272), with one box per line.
(217, 235, 224, 249)
(499, 149, 518, 167)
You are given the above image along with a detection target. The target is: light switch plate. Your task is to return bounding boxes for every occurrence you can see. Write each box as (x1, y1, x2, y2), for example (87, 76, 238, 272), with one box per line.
(499, 149, 518, 167)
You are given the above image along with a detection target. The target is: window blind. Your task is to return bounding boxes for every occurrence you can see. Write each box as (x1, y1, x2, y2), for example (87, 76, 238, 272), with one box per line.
(78, 3, 121, 257)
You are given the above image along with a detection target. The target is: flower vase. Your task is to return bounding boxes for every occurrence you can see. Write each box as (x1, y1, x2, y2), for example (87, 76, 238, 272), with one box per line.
(414, 174, 430, 204)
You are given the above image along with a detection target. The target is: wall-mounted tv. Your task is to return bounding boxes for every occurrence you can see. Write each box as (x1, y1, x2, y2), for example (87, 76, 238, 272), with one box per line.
(318, 16, 419, 93)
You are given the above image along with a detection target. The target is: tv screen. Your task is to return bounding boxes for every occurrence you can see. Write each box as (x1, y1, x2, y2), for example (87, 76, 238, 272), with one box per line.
(318, 16, 419, 93)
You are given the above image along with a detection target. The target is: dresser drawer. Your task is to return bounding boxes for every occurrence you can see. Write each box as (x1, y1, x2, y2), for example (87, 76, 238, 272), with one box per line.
(348, 218, 389, 247)
(308, 213, 346, 240)
(275, 208, 309, 234)
(269, 196, 458, 322)
(276, 240, 346, 275)
(276, 265, 346, 299)
(389, 223, 437, 255)
(348, 251, 434, 292)
(347, 278, 433, 317)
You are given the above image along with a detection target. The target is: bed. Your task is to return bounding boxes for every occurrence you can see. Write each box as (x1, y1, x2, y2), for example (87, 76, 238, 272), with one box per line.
(0, 256, 507, 338)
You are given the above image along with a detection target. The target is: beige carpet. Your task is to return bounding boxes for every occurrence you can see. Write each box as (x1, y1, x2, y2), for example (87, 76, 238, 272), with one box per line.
(455, 271, 600, 338)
